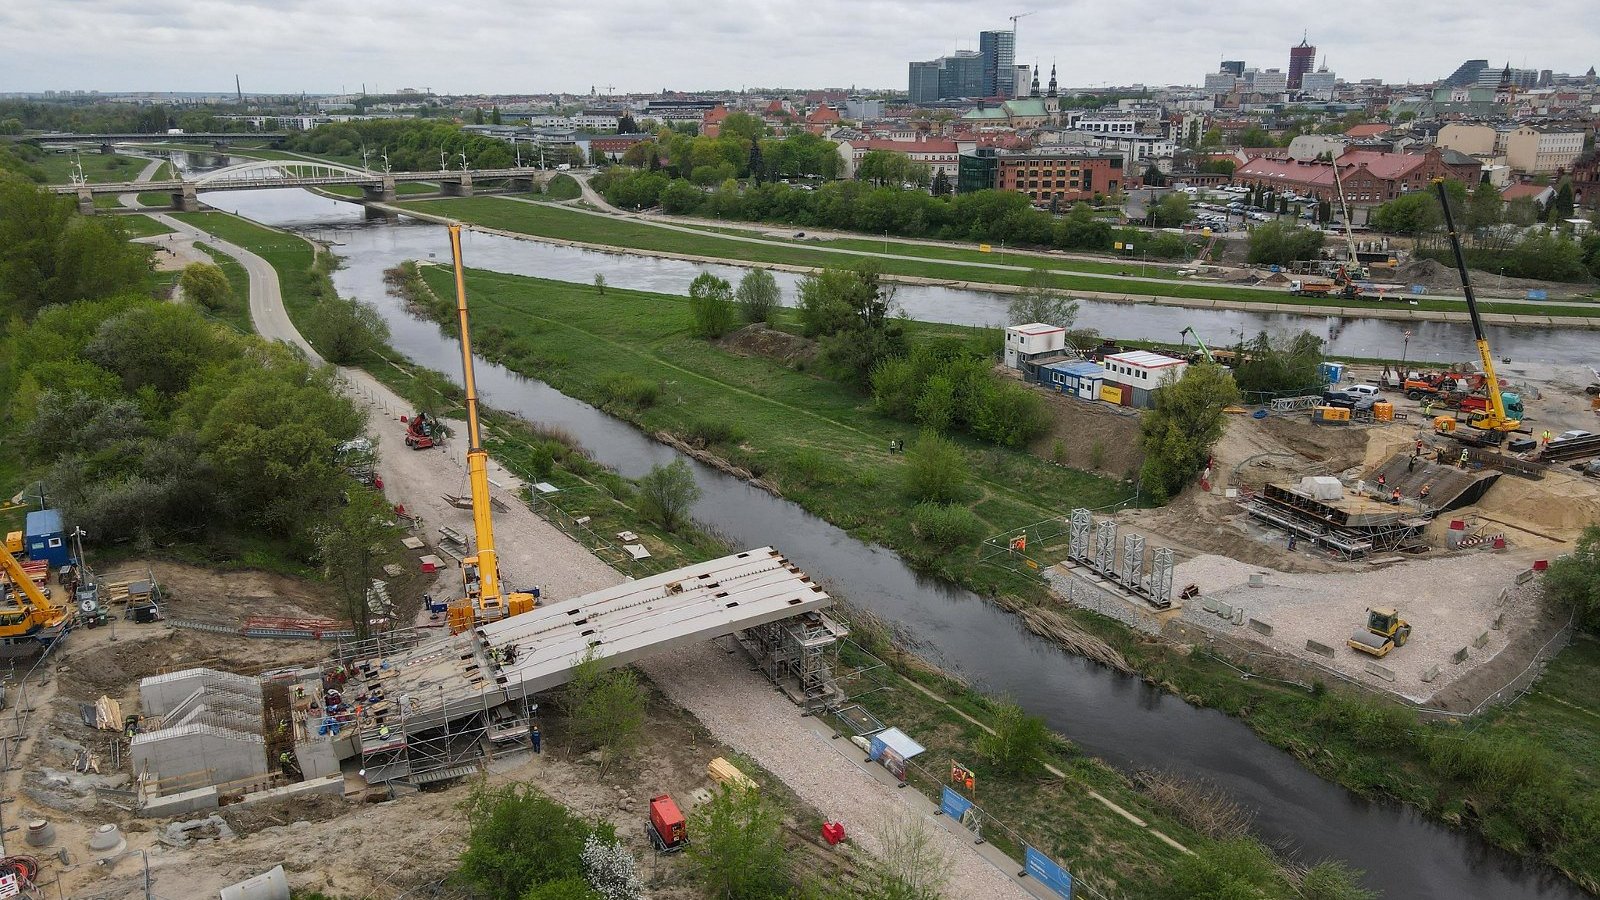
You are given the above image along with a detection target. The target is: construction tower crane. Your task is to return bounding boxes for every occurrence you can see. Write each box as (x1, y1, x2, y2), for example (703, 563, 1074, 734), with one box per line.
(1329, 161, 1367, 280)
(1, 547, 71, 656)
(1433, 178, 1520, 438)
(1009, 11, 1035, 55)
(445, 224, 539, 634)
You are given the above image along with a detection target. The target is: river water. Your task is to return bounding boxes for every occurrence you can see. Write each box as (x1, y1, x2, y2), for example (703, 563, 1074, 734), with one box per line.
(183, 155, 1590, 899)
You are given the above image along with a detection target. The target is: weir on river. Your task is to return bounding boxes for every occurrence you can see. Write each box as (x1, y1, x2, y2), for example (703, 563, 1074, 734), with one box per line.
(177, 151, 1592, 899)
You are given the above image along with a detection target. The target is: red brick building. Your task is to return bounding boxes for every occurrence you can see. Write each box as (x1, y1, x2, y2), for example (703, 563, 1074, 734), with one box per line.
(1569, 151, 1600, 210)
(1234, 147, 1481, 219)
(589, 133, 652, 161)
(994, 151, 1122, 205)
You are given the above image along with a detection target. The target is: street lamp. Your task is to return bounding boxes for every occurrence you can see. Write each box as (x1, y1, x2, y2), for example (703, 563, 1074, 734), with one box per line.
(1401, 330, 1411, 377)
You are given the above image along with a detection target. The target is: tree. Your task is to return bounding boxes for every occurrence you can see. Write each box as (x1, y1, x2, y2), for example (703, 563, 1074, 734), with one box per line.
(1543, 525, 1600, 632)
(490, 106, 502, 126)
(1231, 330, 1326, 396)
(858, 811, 954, 900)
(902, 430, 967, 504)
(459, 783, 608, 900)
(582, 833, 645, 900)
(565, 651, 647, 773)
(797, 262, 906, 386)
(1467, 181, 1504, 231)
(1553, 181, 1576, 221)
(688, 786, 790, 900)
(616, 112, 638, 134)
(1138, 363, 1238, 502)
(306, 294, 390, 363)
(1247, 221, 1325, 266)
(1149, 192, 1192, 227)
(473, 107, 485, 125)
(688, 271, 737, 338)
(637, 458, 700, 531)
(735, 267, 781, 323)
(178, 262, 233, 312)
(659, 178, 705, 214)
(975, 699, 1048, 775)
(930, 168, 952, 197)
(1370, 192, 1441, 235)
(313, 486, 396, 638)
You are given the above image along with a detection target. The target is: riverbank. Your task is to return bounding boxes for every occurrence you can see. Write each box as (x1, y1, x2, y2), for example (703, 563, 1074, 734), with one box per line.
(399, 261, 1600, 894)
(388, 196, 1600, 327)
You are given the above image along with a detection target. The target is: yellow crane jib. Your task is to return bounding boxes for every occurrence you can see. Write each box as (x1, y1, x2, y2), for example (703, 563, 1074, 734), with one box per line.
(445, 224, 538, 634)
(1, 546, 71, 648)
(1432, 179, 1519, 436)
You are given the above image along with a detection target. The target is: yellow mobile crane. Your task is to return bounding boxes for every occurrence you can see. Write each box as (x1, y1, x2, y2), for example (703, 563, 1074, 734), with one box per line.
(1, 547, 72, 656)
(445, 224, 538, 634)
(1431, 178, 1521, 441)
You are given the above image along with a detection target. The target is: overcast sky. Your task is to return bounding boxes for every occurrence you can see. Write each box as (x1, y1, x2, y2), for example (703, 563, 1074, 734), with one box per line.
(4, 0, 1595, 95)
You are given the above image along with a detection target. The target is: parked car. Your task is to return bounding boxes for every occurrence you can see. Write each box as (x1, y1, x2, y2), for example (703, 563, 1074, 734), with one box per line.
(1322, 384, 1383, 409)
(1556, 430, 1594, 442)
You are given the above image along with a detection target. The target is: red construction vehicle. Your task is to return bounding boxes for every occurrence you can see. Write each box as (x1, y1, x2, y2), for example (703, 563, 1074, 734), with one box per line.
(403, 412, 438, 450)
(647, 794, 688, 853)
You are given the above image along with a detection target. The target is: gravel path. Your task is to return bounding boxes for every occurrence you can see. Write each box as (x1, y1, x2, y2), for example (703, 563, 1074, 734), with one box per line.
(638, 641, 1033, 900)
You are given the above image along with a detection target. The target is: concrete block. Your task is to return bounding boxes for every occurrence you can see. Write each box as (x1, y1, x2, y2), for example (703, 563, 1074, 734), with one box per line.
(1231, 607, 1245, 626)
(1496, 587, 1510, 605)
(1421, 664, 1442, 684)
(1491, 613, 1505, 631)
(1201, 598, 1218, 613)
(1473, 631, 1491, 649)
(1515, 569, 1536, 585)
(236, 775, 345, 807)
(1364, 662, 1397, 682)
(1305, 640, 1336, 659)
(1216, 601, 1233, 619)
(1248, 618, 1274, 636)
(1452, 647, 1470, 664)
(139, 785, 219, 818)
(1248, 573, 1265, 588)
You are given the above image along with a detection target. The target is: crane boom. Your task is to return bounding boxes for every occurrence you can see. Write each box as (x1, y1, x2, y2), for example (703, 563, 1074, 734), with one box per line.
(1, 547, 70, 647)
(1433, 179, 1518, 434)
(446, 224, 537, 632)
(1180, 326, 1215, 364)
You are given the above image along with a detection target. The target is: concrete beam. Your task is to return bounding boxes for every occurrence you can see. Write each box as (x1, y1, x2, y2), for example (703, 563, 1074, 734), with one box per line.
(439, 172, 475, 197)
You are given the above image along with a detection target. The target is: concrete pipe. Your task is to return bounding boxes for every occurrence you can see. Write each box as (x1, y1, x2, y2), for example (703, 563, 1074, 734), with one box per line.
(25, 819, 56, 847)
(87, 823, 127, 857)
(219, 864, 290, 900)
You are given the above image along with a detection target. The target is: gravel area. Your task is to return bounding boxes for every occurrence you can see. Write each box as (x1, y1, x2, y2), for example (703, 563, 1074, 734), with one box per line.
(637, 641, 1032, 900)
(338, 368, 625, 603)
(1174, 551, 1548, 701)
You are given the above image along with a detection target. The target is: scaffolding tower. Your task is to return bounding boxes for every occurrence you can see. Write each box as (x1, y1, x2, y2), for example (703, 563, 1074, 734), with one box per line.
(736, 612, 849, 708)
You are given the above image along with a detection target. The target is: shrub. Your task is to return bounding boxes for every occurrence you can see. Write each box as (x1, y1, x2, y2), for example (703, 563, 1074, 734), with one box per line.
(637, 458, 700, 531)
(306, 294, 389, 364)
(598, 373, 660, 409)
(178, 262, 233, 311)
(458, 783, 611, 899)
(689, 271, 738, 338)
(582, 833, 644, 900)
(735, 268, 782, 323)
(908, 502, 983, 552)
(976, 699, 1048, 775)
(688, 786, 790, 900)
(685, 418, 742, 448)
(901, 430, 968, 504)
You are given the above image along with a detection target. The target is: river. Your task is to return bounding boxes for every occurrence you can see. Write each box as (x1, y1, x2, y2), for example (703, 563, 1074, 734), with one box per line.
(177, 153, 1590, 899)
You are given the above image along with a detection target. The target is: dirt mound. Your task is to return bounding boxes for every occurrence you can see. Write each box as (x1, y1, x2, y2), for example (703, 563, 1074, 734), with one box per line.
(718, 323, 817, 367)
(1029, 391, 1143, 478)
(1472, 471, 1600, 538)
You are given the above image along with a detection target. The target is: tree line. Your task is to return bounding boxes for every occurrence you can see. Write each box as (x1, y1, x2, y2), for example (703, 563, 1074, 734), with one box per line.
(282, 119, 520, 170)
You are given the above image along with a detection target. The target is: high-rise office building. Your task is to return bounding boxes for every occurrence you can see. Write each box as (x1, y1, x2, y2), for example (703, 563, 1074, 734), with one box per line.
(938, 51, 986, 100)
(1443, 59, 1489, 86)
(1013, 65, 1032, 98)
(1220, 60, 1246, 77)
(980, 30, 1017, 97)
(909, 60, 941, 105)
(1288, 37, 1316, 90)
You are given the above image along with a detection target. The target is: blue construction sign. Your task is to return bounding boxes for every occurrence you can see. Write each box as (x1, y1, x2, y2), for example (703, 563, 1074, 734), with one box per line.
(1024, 845, 1073, 899)
(1526, 289, 1548, 301)
(940, 786, 973, 820)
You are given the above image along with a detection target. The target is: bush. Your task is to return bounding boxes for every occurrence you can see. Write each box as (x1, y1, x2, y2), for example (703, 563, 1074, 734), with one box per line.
(908, 502, 983, 552)
(685, 418, 742, 447)
(459, 783, 610, 899)
(976, 699, 1048, 775)
(970, 381, 1050, 449)
(178, 262, 233, 311)
(1542, 525, 1599, 632)
(637, 458, 700, 531)
(735, 267, 781, 323)
(901, 430, 968, 504)
(598, 373, 660, 409)
(306, 294, 390, 364)
(546, 173, 581, 200)
(1138, 363, 1238, 502)
(688, 271, 737, 338)
(581, 833, 644, 900)
(688, 786, 790, 900)
(565, 652, 647, 773)
(1248, 221, 1325, 266)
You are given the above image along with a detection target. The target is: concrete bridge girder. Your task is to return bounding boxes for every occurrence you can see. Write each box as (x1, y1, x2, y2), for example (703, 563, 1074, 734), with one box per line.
(439, 172, 474, 197)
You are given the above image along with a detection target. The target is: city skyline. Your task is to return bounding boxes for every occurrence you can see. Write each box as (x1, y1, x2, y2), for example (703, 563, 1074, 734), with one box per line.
(1, 0, 1595, 94)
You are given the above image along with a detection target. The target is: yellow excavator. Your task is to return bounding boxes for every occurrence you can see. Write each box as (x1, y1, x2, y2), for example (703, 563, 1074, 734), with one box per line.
(1, 546, 72, 656)
(1430, 178, 1521, 443)
(444, 223, 538, 634)
(1348, 606, 1412, 658)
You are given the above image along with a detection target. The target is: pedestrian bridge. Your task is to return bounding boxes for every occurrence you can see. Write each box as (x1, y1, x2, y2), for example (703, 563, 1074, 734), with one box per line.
(52, 159, 551, 212)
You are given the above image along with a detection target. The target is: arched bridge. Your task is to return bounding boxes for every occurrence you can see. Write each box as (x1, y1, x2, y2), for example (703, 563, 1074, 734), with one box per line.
(52, 159, 552, 212)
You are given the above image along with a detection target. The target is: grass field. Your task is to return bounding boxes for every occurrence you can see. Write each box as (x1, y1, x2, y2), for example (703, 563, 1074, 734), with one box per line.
(191, 244, 255, 333)
(116, 213, 174, 238)
(33, 150, 147, 184)
(412, 265, 1131, 599)
(402, 198, 1600, 319)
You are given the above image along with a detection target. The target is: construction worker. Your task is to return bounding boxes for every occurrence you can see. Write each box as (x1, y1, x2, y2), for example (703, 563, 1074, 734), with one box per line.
(278, 750, 298, 775)
(1459, 448, 1470, 470)
(1420, 484, 1431, 501)
(1407, 455, 1417, 473)
(1542, 430, 1553, 447)
(530, 724, 542, 754)
(1414, 437, 1424, 454)
(1390, 488, 1402, 504)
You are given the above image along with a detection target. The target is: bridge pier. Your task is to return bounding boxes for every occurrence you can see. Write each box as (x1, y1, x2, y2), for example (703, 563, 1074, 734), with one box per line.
(173, 184, 201, 212)
(439, 172, 474, 197)
(361, 176, 397, 203)
(76, 187, 97, 215)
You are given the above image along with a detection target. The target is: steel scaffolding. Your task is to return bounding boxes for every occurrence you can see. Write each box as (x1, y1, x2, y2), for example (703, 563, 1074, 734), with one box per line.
(736, 611, 849, 708)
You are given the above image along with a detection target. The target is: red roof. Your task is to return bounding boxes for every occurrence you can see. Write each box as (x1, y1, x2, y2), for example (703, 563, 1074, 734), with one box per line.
(1502, 183, 1553, 201)
(1335, 149, 1426, 180)
(1345, 123, 1391, 138)
(702, 104, 729, 125)
(805, 105, 841, 124)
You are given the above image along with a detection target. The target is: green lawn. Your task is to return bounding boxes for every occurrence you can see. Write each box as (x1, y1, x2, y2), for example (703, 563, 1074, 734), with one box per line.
(171, 210, 318, 317)
(33, 150, 147, 184)
(191, 244, 255, 333)
(414, 265, 1129, 599)
(116, 213, 174, 238)
(137, 191, 172, 207)
(403, 198, 1600, 319)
